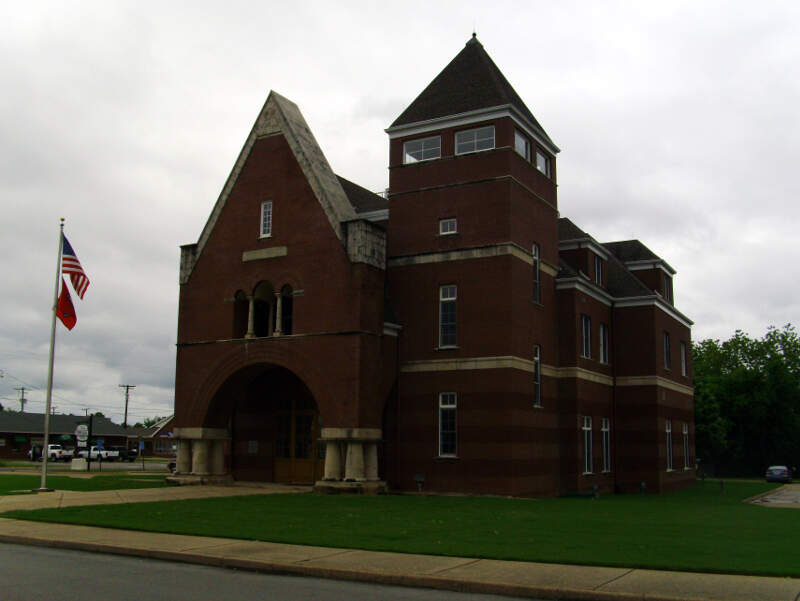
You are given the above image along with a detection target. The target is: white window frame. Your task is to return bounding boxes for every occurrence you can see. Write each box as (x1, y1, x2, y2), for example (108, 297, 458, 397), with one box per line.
(664, 274, 673, 303)
(682, 422, 690, 469)
(582, 416, 593, 474)
(535, 150, 551, 177)
(532, 243, 541, 304)
(260, 201, 273, 238)
(514, 129, 530, 160)
(439, 285, 457, 348)
(599, 323, 609, 364)
(666, 419, 673, 471)
(601, 418, 611, 473)
(403, 135, 441, 164)
(581, 314, 592, 359)
(533, 345, 541, 407)
(680, 342, 687, 377)
(455, 126, 495, 155)
(438, 392, 457, 457)
(594, 255, 603, 285)
(664, 331, 671, 370)
(439, 218, 457, 236)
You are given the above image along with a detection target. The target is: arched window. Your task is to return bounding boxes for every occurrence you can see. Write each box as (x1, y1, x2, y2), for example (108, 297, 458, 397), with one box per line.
(280, 285, 293, 335)
(232, 290, 248, 338)
(253, 282, 275, 337)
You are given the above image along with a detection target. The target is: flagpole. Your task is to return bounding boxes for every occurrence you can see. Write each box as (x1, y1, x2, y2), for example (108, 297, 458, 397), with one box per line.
(36, 218, 64, 492)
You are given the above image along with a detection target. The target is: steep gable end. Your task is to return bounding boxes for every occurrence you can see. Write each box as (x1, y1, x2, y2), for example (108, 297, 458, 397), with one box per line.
(181, 91, 357, 283)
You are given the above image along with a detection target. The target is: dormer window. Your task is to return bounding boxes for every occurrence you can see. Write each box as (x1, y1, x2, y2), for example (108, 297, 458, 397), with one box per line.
(663, 274, 673, 303)
(535, 150, 551, 177)
(260, 201, 273, 238)
(514, 130, 530, 160)
(594, 255, 603, 286)
(439, 218, 457, 236)
(403, 135, 441, 164)
(455, 126, 495, 155)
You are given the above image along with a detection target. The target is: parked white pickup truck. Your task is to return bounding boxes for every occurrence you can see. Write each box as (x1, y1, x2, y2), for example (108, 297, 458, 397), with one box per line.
(28, 444, 74, 462)
(75, 446, 119, 461)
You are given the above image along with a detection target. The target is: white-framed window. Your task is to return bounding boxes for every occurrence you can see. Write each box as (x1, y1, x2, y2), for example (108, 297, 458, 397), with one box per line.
(601, 418, 611, 473)
(439, 392, 457, 457)
(581, 314, 592, 358)
(682, 422, 690, 469)
(664, 332, 671, 370)
(260, 201, 273, 238)
(455, 126, 495, 155)
(582, 416, 593, 474)
(439, 218, 457, 236)
(439, 285, 457, 348)
(666, 419, 673, 471)
(664, 274, 673, 303)
(533, 345, 541, 407)
(594, 255, 603, 285)
(535, 150, 551, 177)
(403, 135, 441, 164)
(599, 323, 609, 364)
(514, 129, 530, 160)
(680, 342, 687, 377)
(532, 243, 541, 304)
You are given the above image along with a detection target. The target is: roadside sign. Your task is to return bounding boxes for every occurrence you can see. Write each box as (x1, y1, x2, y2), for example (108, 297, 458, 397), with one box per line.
(97, 439, 104, 450)
(139, 441, 144, 451)
(75, 424, 88, 443)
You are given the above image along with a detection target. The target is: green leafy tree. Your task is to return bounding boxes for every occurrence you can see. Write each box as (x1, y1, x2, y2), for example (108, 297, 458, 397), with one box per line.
(133, 416, 165, 428)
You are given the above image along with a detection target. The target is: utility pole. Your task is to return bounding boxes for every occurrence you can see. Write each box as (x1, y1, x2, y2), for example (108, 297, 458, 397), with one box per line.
(119, 384, 136, 428)
(14, 387, 27, 412)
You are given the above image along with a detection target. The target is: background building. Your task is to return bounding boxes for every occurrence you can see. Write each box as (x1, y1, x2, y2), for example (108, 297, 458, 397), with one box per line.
(173, 36, 694, 495)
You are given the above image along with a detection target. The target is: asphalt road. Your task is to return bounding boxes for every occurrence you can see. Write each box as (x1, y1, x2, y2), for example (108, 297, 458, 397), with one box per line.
(0, 543, 530, 601)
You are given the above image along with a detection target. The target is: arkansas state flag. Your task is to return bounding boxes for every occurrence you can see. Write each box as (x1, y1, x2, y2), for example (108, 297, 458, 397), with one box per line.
(56, 277, 77, 330)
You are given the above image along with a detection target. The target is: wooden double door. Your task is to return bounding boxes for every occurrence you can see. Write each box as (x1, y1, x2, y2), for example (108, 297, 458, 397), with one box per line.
(273, 396, 322, 483)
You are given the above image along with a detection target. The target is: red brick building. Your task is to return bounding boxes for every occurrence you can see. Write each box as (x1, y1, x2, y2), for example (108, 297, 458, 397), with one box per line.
(173, 36, 694, 495)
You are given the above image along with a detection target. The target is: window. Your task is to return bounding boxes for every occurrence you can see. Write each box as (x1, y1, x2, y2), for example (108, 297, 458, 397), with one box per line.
(535, 150, 551, 177)
(599, 323, 609, 364)
(666, 419, 673, 471)
(439, 392, 457, 457)
(260, 201, 273, 238)
(581, 314, 592, 358)
(594, 255, 603, 285)
(280, 285, 293, 335)
(601, 418, 611, 473)
(403, 135, 441, 164)
(682, 422, 690, 469)
(664, 332, 671, 369)
(533, 345, 541, 407)
(439, 285, 457, 347)
(582, 416, 593, 474)
(532, 243, 541, 304)
(455, 126, 495, 155)
(514, 130, 530, 160)
(680, 342, 687, 377)
(439, 218, 457, 236)
(663, 274, 673, 303)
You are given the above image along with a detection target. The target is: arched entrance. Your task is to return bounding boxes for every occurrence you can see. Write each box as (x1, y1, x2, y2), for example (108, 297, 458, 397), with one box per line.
(231, 365, 323, 483)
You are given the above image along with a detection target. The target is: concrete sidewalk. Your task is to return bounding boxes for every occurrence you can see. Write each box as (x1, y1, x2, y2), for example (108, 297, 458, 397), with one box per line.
(0, 484, 798, 601)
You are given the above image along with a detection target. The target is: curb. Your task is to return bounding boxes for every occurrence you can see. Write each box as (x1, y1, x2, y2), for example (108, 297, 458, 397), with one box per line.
(0, 530, 695, 601)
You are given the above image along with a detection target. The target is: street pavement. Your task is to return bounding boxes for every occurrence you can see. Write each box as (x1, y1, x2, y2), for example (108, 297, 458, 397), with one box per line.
(0, 481, 798, 601)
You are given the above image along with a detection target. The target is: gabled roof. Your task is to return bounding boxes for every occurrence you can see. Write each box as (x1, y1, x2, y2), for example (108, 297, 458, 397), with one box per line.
(0, 412, 130, 437)
(337, 175, 387, 214)
(390, 35, 554, 147)
(604, 240, 676, 275)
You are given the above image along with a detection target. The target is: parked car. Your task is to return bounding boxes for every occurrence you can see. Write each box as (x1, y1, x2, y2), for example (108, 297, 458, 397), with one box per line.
(765, 465, 792, 483)
(75, 446, 120, 461)
(28, 444, 72, 462)
(110, 446, 138, 462)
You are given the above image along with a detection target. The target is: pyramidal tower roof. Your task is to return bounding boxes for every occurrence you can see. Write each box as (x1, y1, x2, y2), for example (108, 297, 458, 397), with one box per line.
(390, 34, 555, 148)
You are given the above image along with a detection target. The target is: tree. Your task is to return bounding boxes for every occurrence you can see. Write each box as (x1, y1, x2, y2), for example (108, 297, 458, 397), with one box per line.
(0, 402, 3, 411)
(693, 325, 800, 476)
(133, 416, 165, 429)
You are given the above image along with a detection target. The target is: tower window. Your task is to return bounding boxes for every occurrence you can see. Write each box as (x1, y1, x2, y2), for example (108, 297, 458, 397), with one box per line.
(514, 130, 530, 160)
(439, 218, 457, 236)
(455, 126, 495, 155)
(439, 285, 457, 347)
(439, 392, 457, 457)
(532, 243, 541, 304)
(581, 314, 592, 359)
(403, 135, 441, 164)
(260, 201, 273, 238)
(535, 150, 551, 177)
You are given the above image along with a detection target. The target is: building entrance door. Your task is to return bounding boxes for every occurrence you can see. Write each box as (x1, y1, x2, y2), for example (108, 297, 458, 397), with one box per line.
(274, 396, 322, 483)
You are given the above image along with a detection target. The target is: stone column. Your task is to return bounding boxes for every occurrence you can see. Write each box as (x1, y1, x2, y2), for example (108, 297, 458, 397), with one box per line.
(191, 439, 210, 475)
(274, 293, 283, 336)
(344, 442, 365, 481)
(245, 295, 255, 338)
(364, 441, 379, 481)
(210, 439, 225, 475)
(176, 439, 192, 474)
(323, 441, 343, 480)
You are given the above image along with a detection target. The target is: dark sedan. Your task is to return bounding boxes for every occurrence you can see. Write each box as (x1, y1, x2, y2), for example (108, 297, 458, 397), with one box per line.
(765, 465, 792, 483)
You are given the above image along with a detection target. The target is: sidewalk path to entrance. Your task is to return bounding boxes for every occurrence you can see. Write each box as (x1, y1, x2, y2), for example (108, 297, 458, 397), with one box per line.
(750, 483, 800, 508)
(1, 484, 799, 601)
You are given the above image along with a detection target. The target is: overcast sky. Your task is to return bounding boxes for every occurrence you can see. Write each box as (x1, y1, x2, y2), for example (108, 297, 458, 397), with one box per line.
(1, 1, 798, 422)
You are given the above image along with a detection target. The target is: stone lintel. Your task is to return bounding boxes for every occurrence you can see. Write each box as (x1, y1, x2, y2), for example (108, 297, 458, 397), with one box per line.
(242, 246, 288, 262)
(172, 427, 229, 440)
(320, 427, 381, 441)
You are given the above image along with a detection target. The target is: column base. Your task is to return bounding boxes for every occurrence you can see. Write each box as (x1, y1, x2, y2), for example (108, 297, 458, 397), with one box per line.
(313, 480, 387, 495)
(166, 474, 234, 486)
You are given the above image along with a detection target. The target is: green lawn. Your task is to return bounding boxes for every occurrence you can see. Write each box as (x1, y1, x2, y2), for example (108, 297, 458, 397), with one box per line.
(0, 474, 167, 495)
(3, 480, 797, 577)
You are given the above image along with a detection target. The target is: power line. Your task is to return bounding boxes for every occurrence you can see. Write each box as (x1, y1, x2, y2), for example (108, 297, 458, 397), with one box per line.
(119, 384, 136, 427)
(14, 387, 27, 412)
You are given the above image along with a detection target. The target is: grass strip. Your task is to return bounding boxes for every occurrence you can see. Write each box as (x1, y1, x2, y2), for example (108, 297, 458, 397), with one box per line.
(3, 480, 797, 577)
(0, 474, 167, 496)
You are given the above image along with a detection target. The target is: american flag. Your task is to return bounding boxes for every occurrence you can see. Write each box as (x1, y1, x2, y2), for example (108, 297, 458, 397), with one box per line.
(62, 235, 90, 299)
